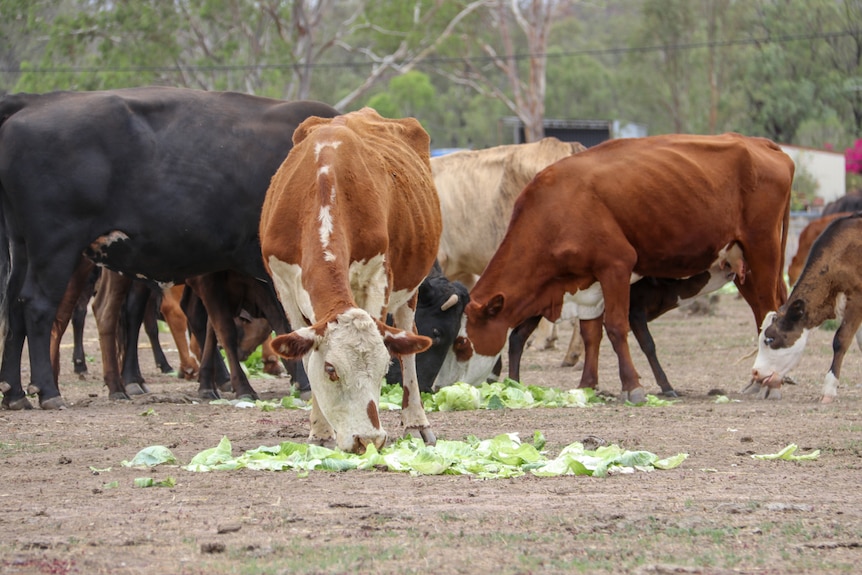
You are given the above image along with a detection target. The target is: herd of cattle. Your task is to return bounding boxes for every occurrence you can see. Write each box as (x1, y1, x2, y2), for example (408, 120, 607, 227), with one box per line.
(0, 86, 858, 453)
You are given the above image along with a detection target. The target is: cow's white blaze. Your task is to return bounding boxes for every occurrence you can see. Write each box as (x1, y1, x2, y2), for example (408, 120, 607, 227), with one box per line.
(305, 308, 389, 452)
(751, 312, 810, 384)
(318, 204, 335, 261)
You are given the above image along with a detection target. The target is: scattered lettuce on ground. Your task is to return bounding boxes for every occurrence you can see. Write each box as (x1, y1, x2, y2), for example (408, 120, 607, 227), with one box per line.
(751, 444, 820, 461)
(173, 434, 687, 478)
(208, 380, 681, 413)
(121, 445, 178, 468)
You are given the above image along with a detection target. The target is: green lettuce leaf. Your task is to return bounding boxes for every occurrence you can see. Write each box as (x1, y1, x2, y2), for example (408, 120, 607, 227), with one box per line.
(121, 445, 177, 468)
(751, 444, 820, 461)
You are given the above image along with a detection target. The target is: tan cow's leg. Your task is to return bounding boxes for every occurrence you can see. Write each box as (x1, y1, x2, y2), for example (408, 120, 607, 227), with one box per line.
(92, 271, 133, 399)
(560, 319, 584, 368)
(160, 285, 199, 380)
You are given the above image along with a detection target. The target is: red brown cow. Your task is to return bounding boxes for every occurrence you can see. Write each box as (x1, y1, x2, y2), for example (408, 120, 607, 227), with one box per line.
(464, 133, 793, 402)
(260, 108, 441, 454)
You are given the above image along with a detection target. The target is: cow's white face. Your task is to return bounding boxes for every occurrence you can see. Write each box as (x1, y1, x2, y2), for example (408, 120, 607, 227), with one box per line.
(299, 309, 390, 453)
(750, 311, 810, 387)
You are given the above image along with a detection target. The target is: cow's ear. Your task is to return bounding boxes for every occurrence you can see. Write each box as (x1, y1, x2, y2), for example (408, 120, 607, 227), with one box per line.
(377, 320, 432, 356)
(386, 332, 433, 356)
(485, 293, 505, 318)
(786, 299, 806, 323)
(272, 327, 317, 359)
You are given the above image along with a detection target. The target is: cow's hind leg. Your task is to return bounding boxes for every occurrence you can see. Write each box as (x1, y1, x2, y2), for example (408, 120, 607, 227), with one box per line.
(821, 305, 862, 403)
(0, 249, 31, 409)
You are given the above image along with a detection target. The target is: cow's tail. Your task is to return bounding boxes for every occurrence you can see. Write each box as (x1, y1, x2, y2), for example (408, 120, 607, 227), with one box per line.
(778, 189, 790, 305)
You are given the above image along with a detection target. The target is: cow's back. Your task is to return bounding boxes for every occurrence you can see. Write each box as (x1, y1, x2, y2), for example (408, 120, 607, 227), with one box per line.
(0, 87, 339, 282)
(517, 133, 793, 278)
(261, 109, 440, 295)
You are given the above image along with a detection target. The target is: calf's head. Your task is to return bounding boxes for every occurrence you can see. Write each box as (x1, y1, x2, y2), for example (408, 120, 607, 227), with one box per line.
(750, 301, 811, 388)
(273, 308, 431, 453)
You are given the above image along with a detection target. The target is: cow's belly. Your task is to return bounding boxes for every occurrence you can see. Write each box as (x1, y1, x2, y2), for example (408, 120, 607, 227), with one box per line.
(84, 228, 261, 283)
(565, 273, 643, 321)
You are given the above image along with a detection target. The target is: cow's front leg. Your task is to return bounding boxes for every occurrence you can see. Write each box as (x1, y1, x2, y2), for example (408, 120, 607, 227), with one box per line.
(399, 353, 435, 445)
(599, 271, 645, 404)
(308, 395, 336, 448)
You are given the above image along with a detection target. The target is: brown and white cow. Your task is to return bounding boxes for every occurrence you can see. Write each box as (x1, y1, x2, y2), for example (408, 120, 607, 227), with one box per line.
(260, 108, 441, 454)
(751, 213, 862, 403)
(464, 133, 793, 402)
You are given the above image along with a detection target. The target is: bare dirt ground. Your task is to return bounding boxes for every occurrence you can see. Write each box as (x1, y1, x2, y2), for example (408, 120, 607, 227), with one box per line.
(1, 293, 861, 575)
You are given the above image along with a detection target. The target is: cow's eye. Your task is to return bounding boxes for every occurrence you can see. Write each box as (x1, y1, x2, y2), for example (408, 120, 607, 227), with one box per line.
(764, 336, 775, 347)
(324, 362, 338, 381)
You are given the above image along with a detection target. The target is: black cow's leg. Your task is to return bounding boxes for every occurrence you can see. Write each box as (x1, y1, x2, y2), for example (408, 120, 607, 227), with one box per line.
(185, 275, 254, 399)
(0, 253, 30, 409)
(143, 288, 173, 374)
(21, 275, 72, 409)
(507, 315, 543, 383)
(119, 281, 152, 394)
(629, 307, 677, 397)
(181, 286, 222, 399)
(71, 297, 89, 376)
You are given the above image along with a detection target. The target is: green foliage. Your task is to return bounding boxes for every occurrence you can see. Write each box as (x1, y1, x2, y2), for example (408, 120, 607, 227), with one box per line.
(790, 164, 820, 211)
(4, 0, 862, 155)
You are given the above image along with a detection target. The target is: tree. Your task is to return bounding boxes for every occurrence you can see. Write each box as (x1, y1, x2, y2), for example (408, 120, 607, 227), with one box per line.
(434, 0, 561, 142)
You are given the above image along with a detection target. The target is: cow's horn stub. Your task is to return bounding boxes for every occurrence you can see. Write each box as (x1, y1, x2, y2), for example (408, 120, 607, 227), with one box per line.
(440, 293, 459, 311)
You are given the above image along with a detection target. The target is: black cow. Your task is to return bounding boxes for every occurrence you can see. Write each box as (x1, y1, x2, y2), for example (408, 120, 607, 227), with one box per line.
(386, 262, 470, 392)
(0, 86, 338, 409)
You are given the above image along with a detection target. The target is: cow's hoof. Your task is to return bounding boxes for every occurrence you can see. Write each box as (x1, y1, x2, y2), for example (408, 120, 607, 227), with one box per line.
(740, 380, 761, 395)
(39, 396, 67, 410)
(820, 395, 836, 404)
(621, 387, 647, 404)
(406, 426, 437, 446)
(1, 395, 34, 410)
(218, 382, 233, 393)
(659, 389, 679, 398)
(125, 383, 150, 395)
(198, 389, 221, 401)
(756, 385, 782, 400)
(109, 391, 132, 401)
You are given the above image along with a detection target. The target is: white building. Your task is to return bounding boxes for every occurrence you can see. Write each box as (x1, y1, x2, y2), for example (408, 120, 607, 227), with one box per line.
(780, 144, 846, 204)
